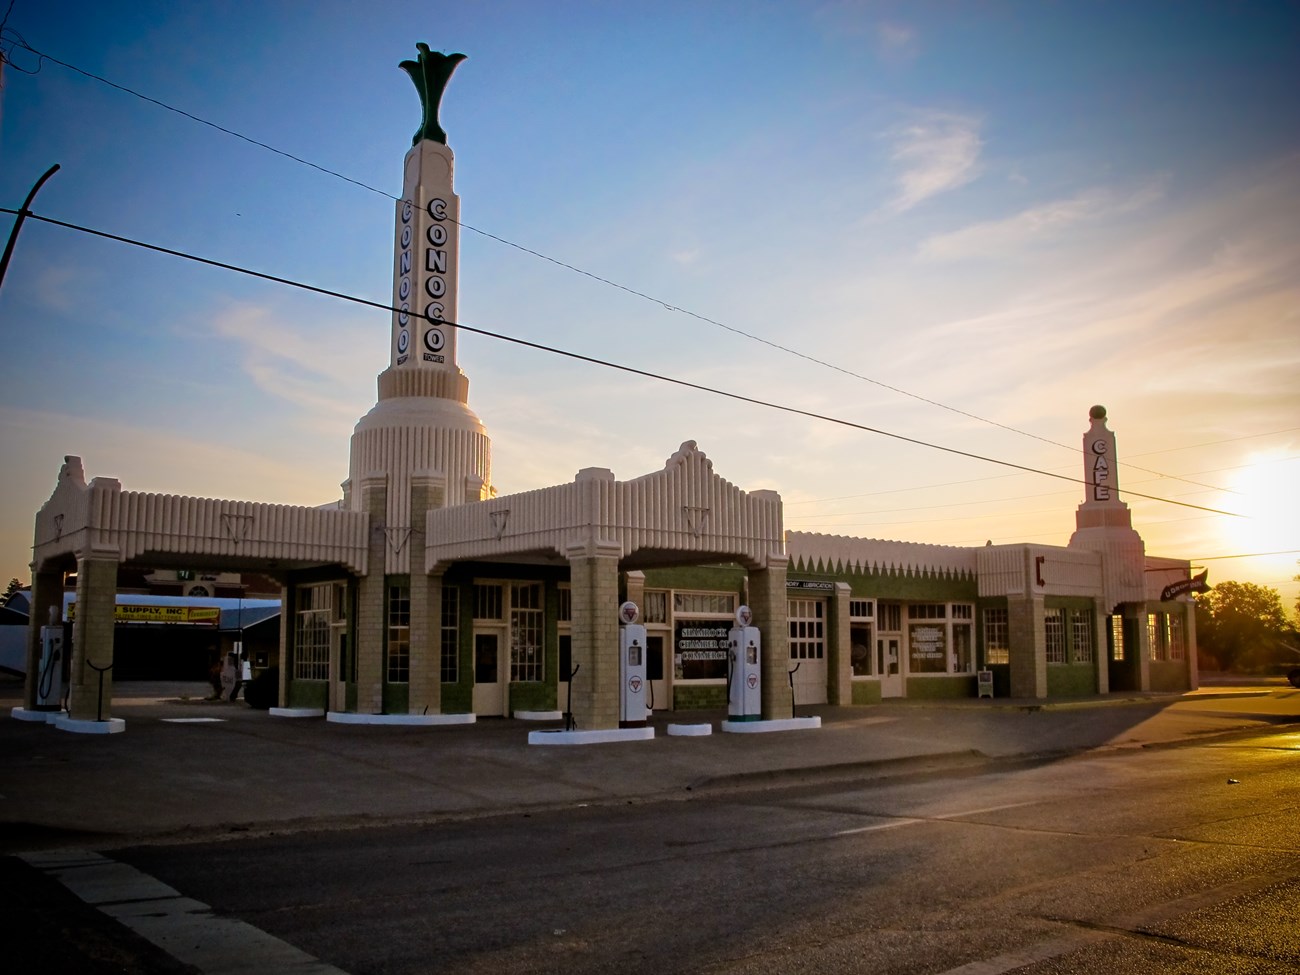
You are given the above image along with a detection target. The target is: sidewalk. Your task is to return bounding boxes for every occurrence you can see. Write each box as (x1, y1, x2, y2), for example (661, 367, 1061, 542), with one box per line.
(2, 678, 1297, 853)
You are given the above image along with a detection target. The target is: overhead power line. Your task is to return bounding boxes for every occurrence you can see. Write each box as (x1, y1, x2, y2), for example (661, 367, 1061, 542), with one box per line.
(1189, 551, 1300, 562)
(1, 205, 1245, 521)
(0, 32, 1226, 495)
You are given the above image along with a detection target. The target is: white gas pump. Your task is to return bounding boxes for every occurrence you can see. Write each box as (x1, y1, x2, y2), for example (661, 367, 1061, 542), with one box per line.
(37, 606, 66, 711)
(728, 605, 761, 720)
(618, 600, 649, 726)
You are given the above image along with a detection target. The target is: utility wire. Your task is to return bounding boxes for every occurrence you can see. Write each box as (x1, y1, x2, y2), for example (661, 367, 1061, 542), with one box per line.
(0, 32, 1227, 495)
(1190, 551, 1300, 561)
(1, 205, 1245, 520)
(0, 34, 392, 198)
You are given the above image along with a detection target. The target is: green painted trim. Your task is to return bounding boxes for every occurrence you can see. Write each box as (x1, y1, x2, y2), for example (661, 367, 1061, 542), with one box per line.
(641, 565, 747, 593)
(1149, 660, 1192, 692)
(383, 682, 409, 714)
(673, 684, 727, 710)
(1046, 665, 1094, 697)
(287, 680, 327, 709)
(851, 680, 882, 705)
(727, 713, 763, 722)
(508, 681, 553, 712)
(906, 675, 977, 699)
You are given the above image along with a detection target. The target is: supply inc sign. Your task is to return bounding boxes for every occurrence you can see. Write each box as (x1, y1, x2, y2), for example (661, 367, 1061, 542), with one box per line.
(66, 604, 220, 626)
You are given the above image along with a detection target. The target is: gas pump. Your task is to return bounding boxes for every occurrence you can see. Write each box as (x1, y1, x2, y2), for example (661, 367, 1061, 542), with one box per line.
(36, 605, 66, 712)
(618, 600, 648, 726)
(727, 604, 761, 720)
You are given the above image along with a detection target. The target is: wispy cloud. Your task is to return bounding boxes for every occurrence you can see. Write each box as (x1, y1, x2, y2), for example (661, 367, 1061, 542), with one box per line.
(904, 158, 1300, 437)
(211, 304, 378, 422)
(882, 110, 983, 214)
(875, 22, 919, 62)
(31, 264, 81, 314)
(918, 178, 1169, 261)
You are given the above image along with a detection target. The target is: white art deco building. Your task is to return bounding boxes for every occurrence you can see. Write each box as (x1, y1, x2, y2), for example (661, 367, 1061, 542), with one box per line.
(19, 47, 1198, 733)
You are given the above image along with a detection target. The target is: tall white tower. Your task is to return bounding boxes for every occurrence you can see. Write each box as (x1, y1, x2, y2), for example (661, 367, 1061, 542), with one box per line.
(1068, 405, 1145, 611)
(346, 46, 491, 572)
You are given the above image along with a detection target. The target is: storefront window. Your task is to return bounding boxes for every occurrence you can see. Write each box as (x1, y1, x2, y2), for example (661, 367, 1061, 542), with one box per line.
(386, 585, 410, 683)
(1045, 609, 1066, 664)
(953, 623, 973, 672)
(510, 582, 543, 682)
(644, 590, 668, 623)
(908, 621, 947, 673)
(1168, 614, 1185, 660)
(1071, 611, 1093, 664)
(788, 598, 825, 661)
(673, 619, 730, 680)
(984, 607, 1010, 665)
(902, 603, 974, 673)
(294, 583, 331, 681)
(440, 585, 459, 682)
(850, 623, 873, 676)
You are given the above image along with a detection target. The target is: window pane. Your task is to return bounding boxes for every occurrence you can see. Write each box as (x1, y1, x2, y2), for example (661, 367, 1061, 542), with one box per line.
(851, 623, 873, 676)
(387, 585, 410, 683)
(440, 585, 459, 682)
(984, 607, 1009, 666)
(909, 622, 947, 673)
(510, 583, 544, 682)
(1071, 611, 1092, 664)
(1045, 609, 1065, 665)
(294, 583, 332, 681)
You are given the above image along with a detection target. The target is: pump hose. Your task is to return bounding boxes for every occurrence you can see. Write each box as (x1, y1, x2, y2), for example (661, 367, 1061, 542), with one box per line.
(38, 643, 57, 703)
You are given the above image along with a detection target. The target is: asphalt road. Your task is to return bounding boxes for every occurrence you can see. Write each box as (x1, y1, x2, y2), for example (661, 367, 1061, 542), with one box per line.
(14, 722, 1298, 975)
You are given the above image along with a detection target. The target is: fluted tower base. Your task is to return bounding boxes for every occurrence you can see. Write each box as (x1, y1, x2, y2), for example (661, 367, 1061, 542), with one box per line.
(346, 365, 491, 574)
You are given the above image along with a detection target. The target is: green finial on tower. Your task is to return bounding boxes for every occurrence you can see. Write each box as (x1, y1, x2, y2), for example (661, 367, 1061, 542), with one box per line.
(399, 43, 467, 147)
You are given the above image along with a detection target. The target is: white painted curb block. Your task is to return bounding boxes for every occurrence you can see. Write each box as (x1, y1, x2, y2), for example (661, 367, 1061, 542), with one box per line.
(53, 715, 125, 734)
(721, 716, 821, 733)
(528, 726, 655, 746)
(326, 711, 476, 725)
(667, 723, 713, 736)
(514, 710, 563, 721)
(10, 707, 64, 723)
(269, 707, 325, 718)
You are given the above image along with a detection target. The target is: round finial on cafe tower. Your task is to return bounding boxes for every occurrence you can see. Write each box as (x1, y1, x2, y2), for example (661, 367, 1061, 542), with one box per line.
(1089, 405, 1107, 420)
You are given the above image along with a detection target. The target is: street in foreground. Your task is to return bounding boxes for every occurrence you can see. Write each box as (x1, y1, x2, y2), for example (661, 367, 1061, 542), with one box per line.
(9, 720, 1298, 974)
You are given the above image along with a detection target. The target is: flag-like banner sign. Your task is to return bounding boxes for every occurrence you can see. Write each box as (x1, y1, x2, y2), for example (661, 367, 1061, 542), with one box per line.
(1160, 570, 1210, 602)
(66, 604, 221, 626)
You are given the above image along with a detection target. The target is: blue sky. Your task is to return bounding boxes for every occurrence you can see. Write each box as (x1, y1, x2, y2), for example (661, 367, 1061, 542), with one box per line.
(2, 1, 1297, 609)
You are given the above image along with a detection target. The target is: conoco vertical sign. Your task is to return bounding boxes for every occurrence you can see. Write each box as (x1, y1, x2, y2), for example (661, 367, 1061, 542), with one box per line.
(392, 144, 459, 371)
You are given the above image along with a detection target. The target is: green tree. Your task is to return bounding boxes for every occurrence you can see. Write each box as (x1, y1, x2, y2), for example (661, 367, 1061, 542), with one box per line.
(1195, 581, 1289, 672)
(2, 577, 21, 602)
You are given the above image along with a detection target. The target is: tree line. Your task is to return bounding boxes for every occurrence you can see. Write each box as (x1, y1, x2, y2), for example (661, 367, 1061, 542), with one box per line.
(1194, 577, 1300, 674)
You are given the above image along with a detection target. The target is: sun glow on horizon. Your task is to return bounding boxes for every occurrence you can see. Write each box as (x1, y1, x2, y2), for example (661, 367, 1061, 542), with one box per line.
(1225, 454, 1300, 559)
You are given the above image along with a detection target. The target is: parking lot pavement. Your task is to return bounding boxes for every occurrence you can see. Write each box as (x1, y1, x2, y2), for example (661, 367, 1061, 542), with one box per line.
(2, 677, 1297, 853)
